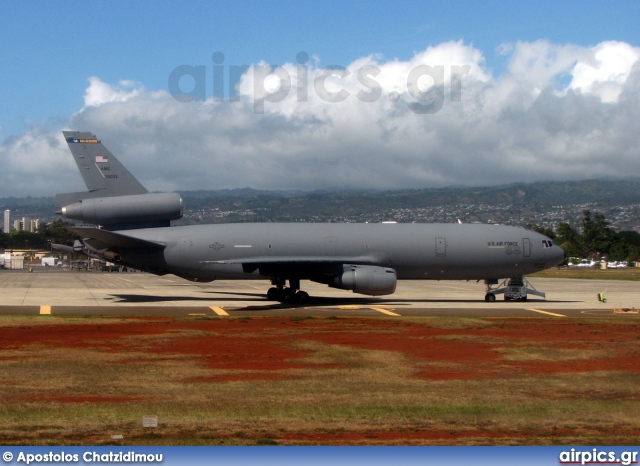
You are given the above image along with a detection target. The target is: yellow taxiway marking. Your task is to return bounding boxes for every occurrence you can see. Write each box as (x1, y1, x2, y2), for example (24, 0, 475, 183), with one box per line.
(188, 313, 207, 316)
(39, 305, 51, 315)
(369, 307, 401, 316)
(526, 308, 565, 317)
(209, 306, 229, 316)
(339, 305, 361, 310)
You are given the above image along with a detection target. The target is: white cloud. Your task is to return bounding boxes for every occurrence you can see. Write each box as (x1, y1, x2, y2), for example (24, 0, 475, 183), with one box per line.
(0, 129, 83, 197)
(1, 40, 639, 199)
(83, 77, 145, 108)
(568, 41, 640, 102)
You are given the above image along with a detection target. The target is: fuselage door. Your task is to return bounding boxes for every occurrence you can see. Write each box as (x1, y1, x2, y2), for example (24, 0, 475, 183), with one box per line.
(435, 237, 447, 257)
(523, 238, 531, 257)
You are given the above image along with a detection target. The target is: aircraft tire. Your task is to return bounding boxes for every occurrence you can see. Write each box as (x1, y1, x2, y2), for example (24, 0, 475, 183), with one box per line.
(282, 288, 297, 303)
(485, 293, 496, 302)
(267, 287, 282, 301)
(296, 291, 310, 303)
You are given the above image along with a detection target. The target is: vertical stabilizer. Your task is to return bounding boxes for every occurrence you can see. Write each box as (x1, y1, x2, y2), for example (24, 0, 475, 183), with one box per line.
(57, 131, 147, 207)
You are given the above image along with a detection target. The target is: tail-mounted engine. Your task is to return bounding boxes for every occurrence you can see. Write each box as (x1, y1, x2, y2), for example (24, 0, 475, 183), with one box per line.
(58, 192, 183, 229)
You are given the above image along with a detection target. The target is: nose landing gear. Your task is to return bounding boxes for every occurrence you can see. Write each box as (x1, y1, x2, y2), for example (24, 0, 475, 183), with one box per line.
(484, 277, 546, 302)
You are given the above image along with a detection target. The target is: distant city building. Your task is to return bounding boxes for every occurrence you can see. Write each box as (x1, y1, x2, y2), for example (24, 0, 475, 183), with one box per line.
(12, 217, 39, 233)
(3, 210, 9, 233)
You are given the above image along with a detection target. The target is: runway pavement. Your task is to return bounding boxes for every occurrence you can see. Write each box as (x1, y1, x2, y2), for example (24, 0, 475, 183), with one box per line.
(0, 267, 638, 318)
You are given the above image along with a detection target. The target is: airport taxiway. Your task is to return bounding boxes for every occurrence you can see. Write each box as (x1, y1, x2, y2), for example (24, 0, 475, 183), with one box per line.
(0, 267, 638, 318)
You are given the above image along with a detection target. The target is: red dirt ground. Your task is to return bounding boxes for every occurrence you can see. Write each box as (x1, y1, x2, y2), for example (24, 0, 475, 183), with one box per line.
(3, 317, 640, 381)
(17, 395, 148, 403)
(2, 316, 639, 444)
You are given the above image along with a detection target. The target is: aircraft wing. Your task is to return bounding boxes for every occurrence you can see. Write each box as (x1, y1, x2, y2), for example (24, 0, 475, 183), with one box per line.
(203, 256, 377, 265)
(202, 256, 379, 274)
(67, 227, 166, 251)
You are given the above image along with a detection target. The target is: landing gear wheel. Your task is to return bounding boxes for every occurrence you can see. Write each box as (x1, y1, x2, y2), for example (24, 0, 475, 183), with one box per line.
(485, 293, 496, 302)
(267, 287, 282, 301)
(282, 288, 297, 303)
(295, 291, 309, 303)
(267, 279, 309, 304)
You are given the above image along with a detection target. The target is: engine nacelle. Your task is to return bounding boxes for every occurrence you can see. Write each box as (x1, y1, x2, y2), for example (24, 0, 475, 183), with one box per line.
(332, 265, 397, 296)
(60, 192, 183, 227)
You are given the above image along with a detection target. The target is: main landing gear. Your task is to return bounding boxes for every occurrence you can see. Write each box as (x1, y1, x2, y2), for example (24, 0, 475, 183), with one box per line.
(267, 278, 310, 303)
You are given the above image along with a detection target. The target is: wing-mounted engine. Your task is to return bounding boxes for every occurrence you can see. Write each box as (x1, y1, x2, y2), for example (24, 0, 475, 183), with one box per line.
(332, 264, 397, 296)
(58, 192, 183, 230)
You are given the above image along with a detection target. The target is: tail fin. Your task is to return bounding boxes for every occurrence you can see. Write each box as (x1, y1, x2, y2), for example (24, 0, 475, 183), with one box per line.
(56, 131, 147, 207)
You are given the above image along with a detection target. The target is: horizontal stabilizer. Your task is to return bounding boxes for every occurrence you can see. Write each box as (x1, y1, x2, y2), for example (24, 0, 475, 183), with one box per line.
(67, 227, 166, 251)
(50, 243, 77, 254)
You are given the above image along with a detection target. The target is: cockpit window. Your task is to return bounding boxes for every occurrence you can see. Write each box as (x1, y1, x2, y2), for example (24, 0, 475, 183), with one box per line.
(542, 240, 554, 248)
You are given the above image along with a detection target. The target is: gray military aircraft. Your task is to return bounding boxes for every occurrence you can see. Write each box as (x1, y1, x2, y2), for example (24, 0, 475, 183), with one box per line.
(55, 131, 565, 303)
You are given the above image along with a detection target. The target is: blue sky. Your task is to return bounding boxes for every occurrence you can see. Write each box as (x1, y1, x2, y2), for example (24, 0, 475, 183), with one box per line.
(2, 0, 638, 137)
(1, 1, 640, 196)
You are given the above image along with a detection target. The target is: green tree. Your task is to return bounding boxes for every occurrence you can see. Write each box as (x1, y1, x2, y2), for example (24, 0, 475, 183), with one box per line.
(556, 222, 584, 259)
(608, 240, 628, 262)
(44, 220, 80, 246)
(527, 224, 556, 239)
(581, 210, 614, 258)
(611, 231, 640, 264)
(627, 245, 640, 265)
(7, 230, 46, 250)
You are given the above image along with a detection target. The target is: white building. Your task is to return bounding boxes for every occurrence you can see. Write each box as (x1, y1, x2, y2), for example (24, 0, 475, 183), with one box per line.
(13, 217, 39, 232)
(3, 210, 9, 233)
(7, 214, 40, 233)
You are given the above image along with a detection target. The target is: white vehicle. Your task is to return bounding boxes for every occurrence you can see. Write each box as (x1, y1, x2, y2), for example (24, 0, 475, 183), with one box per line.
(608, 261, 628, 268)
(41, 257, 62, 267)
(576, 259, 596, 267)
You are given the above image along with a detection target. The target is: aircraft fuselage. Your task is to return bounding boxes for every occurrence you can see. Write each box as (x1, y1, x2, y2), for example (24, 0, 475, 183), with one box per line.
(116, 222, 564, 283)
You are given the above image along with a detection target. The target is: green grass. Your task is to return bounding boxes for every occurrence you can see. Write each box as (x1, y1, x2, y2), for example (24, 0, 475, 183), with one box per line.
(532, 267, 640, 280)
